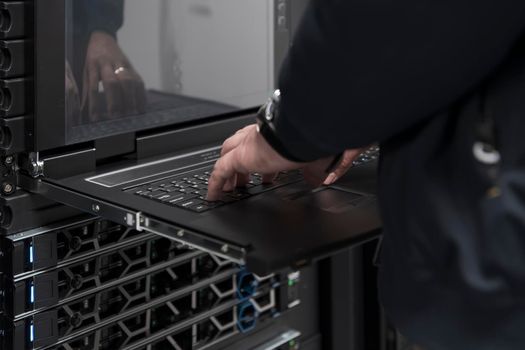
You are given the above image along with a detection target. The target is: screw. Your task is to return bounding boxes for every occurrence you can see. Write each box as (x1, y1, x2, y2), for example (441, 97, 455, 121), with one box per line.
(221, 244, 229, 253)
(29, 162, 40, 176)
(70, 275, 83, 290)
(69, 236, 82, 251)
(4, 156, 13, 165)
(92, 204, 100, 213)
(177, 230, 185, 237)
(2, 182, 13, 194)
(70, 312, 82, 327)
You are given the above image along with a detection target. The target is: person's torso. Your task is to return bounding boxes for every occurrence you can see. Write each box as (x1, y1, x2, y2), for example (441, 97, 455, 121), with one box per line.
(378, 33, 525, 350)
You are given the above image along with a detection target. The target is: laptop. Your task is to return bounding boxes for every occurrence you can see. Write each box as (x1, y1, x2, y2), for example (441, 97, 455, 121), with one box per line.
(19, 0, 381, 275)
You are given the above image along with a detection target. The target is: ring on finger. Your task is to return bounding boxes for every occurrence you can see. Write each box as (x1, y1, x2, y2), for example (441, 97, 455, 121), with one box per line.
(114, 66, 126, 75)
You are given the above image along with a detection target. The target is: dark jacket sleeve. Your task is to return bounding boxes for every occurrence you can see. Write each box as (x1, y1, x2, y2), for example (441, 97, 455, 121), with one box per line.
(275, 0, 525, 161)
(88, 0, 124, 36)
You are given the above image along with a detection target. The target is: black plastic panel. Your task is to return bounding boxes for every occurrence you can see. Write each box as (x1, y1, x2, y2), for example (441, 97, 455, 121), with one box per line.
(33, 0, 65, 150)
(0, 39, 33, 78)
(0, 1, 34, 39)
(0, 115, 31, 155)
(0, 77, 32, 117)
(0, 191, 83, 236)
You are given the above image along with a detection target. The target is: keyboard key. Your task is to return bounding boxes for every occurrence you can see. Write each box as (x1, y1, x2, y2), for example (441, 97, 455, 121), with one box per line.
(196, 198, 219, 205)
(134, 189, 150, 196)
(245, 176, 299, 195)
(156, 194, 174, 202)
(227, 190, 251, 200)
(162, 187, 180, 193)
(147, 190, 167, 199)
(188, 203, 210, 212)
(192, 189, 207, 197)
(168, 194, 197, 205)
(214, 195, 236, 203)
(177, 198, 203, 208)
(249, 177, 262, 185)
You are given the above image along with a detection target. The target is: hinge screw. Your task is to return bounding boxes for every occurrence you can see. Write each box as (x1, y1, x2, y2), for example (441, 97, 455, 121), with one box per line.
(92, 204, 100, 213)
(4, 156, 13, 165)
(2, 183, 13, 194)
(221, 244, 229, 253)
(177, 230, 185, 237)
(30, 162, 41, 177)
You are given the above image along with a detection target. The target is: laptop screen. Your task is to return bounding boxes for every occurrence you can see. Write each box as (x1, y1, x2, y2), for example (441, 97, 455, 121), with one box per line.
(64, 0, 288, 145)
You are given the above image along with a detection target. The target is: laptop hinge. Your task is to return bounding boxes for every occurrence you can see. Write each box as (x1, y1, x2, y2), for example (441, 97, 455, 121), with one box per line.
(20, 148, 96, 179)
(20, 152, 44, 178)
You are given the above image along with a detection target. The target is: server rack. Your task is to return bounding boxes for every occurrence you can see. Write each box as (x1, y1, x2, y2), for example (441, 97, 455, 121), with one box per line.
(0, 1, 387, 349)
(1, 216, 313, 349)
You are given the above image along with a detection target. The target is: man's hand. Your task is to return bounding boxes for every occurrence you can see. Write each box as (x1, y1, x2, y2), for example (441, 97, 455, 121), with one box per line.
(206, 124, 361, 201)
(81, 31, 146, 122)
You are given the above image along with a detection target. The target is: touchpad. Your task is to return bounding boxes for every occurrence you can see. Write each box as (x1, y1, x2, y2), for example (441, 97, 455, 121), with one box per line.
(294, 188, 364, 213)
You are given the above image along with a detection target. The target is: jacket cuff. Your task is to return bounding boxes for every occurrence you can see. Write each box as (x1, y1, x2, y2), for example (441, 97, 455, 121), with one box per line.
(89, 21, 121, 38)
(273, 102, 333, 162)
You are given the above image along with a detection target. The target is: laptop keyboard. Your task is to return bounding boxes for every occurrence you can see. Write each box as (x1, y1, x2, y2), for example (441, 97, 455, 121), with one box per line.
(129, 146, 380, 213)
(129, 169, 303, 213)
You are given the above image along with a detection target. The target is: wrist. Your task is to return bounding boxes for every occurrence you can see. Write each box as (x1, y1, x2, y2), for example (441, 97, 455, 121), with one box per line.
(256, 90, 306, 163)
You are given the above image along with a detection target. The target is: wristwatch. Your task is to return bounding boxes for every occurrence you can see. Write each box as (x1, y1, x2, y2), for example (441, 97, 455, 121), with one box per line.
(256, 90, 304, 162)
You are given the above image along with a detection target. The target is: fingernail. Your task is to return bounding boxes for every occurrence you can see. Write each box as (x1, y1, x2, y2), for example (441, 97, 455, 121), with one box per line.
(324, 173, 337, 185)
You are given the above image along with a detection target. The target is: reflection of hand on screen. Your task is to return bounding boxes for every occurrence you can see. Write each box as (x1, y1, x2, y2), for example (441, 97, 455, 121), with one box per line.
(66, 61, 81, 125)
(81, 31, 146, 122)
